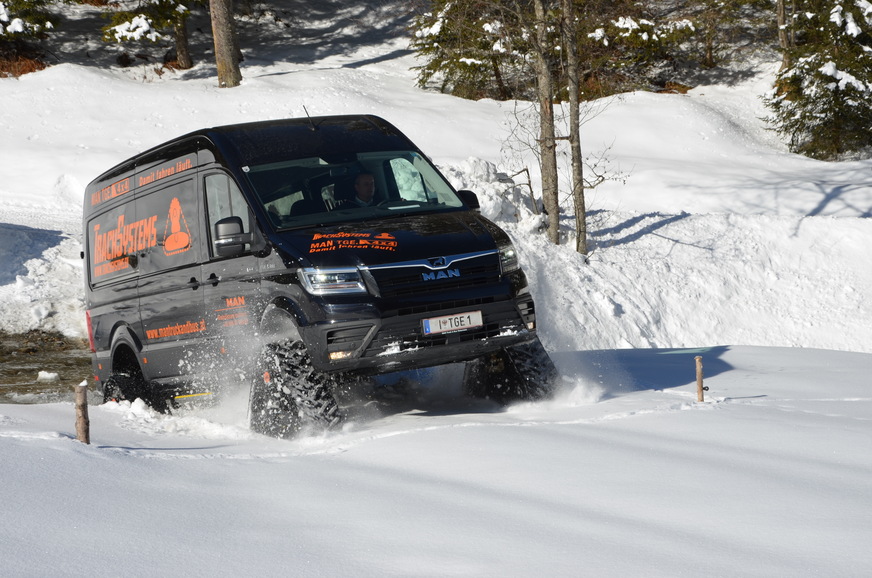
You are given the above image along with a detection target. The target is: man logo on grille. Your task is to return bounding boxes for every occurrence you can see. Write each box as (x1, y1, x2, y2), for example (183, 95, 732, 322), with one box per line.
(423, 268, 460, 281)
(428, 256, 447, 268)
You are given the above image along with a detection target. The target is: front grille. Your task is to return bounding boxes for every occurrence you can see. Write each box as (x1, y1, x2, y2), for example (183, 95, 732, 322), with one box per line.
(366, 253, 501, 299)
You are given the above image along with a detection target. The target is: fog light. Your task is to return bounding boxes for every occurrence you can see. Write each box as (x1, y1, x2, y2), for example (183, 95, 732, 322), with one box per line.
(527, 321, 535, 330)
(329, 351, 354, 361)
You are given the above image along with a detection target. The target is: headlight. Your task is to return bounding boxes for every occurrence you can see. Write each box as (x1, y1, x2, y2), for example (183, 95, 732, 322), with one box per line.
(299, 268, 367, 295)
(497, 239, 520, 274)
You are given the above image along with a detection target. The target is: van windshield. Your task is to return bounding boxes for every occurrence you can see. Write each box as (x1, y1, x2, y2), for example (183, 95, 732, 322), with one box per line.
(242, 151, 465, 230)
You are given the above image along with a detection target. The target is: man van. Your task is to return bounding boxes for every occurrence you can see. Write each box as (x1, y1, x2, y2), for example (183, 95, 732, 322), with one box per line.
(83, 115, 555, 437)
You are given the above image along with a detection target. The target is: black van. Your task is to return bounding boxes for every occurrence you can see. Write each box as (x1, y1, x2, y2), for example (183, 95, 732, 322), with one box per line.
(83, 115, 555, 437)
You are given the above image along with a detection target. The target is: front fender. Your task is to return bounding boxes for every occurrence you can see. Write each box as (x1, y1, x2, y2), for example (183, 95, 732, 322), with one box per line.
(260, 300, 303, 343)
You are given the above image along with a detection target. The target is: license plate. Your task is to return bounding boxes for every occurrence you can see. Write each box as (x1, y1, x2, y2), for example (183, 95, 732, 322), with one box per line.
(422, 311, 483, 335)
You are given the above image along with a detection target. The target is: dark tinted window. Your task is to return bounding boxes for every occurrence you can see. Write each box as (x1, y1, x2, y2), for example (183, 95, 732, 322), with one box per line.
(204, 173, 252, 257)
(87, 202, 143, 287)
(243, 151, 463, 230)
(137, 178, 200, 274)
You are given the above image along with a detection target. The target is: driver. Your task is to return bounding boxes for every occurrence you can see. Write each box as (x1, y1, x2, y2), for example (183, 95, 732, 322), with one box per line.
(350, 172, 376, 207)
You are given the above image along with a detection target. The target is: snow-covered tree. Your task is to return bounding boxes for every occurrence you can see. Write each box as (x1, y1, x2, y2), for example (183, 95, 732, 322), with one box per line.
(411, 1, 700, 101)
(0, 0, 55, 40)
(410, 1, 533, 100)
(667, 0, 771, 68)
(0, 0, 56, 75)
(102, 0, 241, 85)
(103, 0, 196, 69)
(766, 1, 872, 159)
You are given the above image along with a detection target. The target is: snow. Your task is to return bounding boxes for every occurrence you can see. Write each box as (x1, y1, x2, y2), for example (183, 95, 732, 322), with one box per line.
(1, 3, 871, 576)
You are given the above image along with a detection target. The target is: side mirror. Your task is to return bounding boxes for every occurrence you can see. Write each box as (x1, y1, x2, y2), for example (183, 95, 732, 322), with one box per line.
(456, 189, 480, 211)
(214, 216, 252, 257)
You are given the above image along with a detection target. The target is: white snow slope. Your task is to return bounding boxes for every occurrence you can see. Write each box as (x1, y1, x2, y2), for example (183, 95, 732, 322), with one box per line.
(1, 4, 871, 577)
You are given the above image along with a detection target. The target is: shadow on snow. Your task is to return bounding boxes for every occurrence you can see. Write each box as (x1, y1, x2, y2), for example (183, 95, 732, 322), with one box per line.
(0, 224, 65, 285)
(555, 345, 733, 400)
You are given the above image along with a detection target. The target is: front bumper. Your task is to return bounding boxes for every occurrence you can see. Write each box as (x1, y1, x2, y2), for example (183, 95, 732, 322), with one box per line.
(302, 294, 537, 374)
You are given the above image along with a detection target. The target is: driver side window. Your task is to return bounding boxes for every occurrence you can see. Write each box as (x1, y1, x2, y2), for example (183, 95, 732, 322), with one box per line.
(205, 173, 250, 257)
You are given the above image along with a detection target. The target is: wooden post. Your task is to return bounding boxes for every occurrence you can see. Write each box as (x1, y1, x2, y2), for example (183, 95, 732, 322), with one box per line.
(695, 356, 705, 402)
(75, 381, 90, 445)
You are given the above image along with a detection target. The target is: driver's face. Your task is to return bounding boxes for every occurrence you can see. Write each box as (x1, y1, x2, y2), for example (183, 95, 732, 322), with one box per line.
(355, 174, 375, 201)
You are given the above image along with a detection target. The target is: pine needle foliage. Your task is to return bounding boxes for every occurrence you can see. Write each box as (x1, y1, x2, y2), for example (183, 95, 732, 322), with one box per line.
(765, 1, 872, 160)
(410, 0, 695, 102)
(0, 0, 57, 40)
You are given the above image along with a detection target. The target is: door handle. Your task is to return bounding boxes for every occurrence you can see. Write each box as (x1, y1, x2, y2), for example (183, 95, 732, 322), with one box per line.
(187, 277, 201, 290)
(207, 273, 220, 287)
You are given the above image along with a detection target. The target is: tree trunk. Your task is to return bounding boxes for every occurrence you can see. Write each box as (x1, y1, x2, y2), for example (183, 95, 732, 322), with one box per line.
(532, 0, 560, 245)
(174, 17, 193, 70)
(704, 31, 715, 68)
(231, 0, 244, 65)
(490, 54, 510, 100)
(776, 0, 793, 70)
(209, 0, 242, 87)
(561, 0, 587, 255)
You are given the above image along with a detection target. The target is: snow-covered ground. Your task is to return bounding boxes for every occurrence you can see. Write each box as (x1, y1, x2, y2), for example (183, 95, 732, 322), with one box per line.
(1, 3, 871, 576)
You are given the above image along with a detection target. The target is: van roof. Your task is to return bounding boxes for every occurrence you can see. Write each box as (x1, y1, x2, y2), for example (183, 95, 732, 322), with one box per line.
(84, 115, 416, 206)
(203, 114, 414, 167)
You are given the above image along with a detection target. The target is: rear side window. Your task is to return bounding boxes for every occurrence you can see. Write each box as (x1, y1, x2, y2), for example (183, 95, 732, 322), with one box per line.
(87, 202, 145, 287)
(137, 178, 200, 274)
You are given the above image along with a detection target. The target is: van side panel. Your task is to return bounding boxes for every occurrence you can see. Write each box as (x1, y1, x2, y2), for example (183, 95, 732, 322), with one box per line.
(135, 172, 205, 383)
(200, 169, 264, 365)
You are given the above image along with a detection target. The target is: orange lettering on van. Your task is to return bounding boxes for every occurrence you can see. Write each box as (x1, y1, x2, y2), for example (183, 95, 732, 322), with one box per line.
(92, 213, 158, 276)
(225, 296, 246, 308)
(176, 158, 193, 172)
(163, 197, 192, 256)
(91, 177, 131, 206)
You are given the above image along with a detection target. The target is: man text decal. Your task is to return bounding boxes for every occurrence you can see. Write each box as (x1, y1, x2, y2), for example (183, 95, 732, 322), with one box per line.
(90, 177, 132, 207)
(309, 231, 397, 253)
(215, 296, 249, 328)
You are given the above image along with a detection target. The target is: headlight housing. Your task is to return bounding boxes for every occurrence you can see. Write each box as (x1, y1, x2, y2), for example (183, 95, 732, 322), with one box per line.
(299, 268, 367, 295)
(497, 239, 520, 274)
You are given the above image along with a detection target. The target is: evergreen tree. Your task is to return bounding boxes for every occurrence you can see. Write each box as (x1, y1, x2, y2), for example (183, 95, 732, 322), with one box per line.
(411, 0, 696, 101)
(103, 0, 198, 69)
(410, 0, 531, 100)
(103, 0, 241, 85)
(0, 0, 55, 40)
(670, 0, 771, 68)
(766, 1, 872, 159)
(0, 0, 57, 75)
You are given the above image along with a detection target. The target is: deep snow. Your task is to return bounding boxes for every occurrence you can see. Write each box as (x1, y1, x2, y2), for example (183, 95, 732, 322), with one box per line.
(1, 3, 871, 576)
